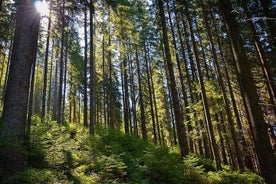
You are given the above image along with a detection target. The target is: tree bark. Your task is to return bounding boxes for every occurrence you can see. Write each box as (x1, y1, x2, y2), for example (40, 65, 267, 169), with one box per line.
(167, 1, 192, 152)
(57, 0, 65, 124)
(200, 0, 244, 170)
(41, 0, 52, 122)
(145, 43, 155, 141)
(241, 1, 276, 115)
(157, 0, 188, 157)
(90, 0, 95, 134)
(83, 2, 88, 127)
(181, 0, 221, 169)
(136, 45, 146, 139)
(0, 0, 40, 181)
(220, 0, 276, 182)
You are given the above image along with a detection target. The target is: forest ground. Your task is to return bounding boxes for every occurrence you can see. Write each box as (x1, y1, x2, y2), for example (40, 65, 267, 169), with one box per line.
(2, 116, 265, 184)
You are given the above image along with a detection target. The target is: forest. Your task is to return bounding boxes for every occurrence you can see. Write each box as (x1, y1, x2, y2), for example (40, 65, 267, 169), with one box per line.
(0, 0, 275, 183)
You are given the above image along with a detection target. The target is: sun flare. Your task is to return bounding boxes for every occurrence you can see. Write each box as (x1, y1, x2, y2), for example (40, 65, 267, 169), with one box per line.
(35, 0, 50, 16)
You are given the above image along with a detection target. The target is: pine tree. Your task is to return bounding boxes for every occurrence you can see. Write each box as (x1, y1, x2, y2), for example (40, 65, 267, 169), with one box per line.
(0, 0, 40, 181)
(220, 0, 276, 182)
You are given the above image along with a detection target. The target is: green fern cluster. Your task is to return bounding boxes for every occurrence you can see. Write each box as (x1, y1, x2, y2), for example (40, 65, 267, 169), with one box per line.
(3, 116, 265, 184)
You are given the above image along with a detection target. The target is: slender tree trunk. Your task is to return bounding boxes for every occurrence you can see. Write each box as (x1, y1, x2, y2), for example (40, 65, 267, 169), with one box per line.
(52, 51, 59, 120)
(242, 1, 276, 115)
(57, 0, 65, 124)
(89, 0, 95, 134)
(0, 0, 40, 181)
(47, 41, 54, 116)
(26, 57, 37, 145)
(220, 0, 276, 182)
(2, 38, 13, 105)
(73, 85, 77, 124)
(149, 57, 162, 144)
(122, 53, 130, 134)
(200, 0, 244, 170)
(102, 35, 107, 127)
(0, 52, 6, 91)
(157, 0, 188, 157)
(129, 52, 137, 135)
(62, 33, 69, 124)
(83, 3, 88, 127)
(220, 114, 235, 166)
(168, 1, 193, 152)
(181, 0, 221, 170)
(41, 0, 52, 122)
(216, 115, 228, 165)
(107, 7, 115, 129)
(176, 8, 207, 156)
(135, 45, 146, 138)
(145, 43, 155, 141)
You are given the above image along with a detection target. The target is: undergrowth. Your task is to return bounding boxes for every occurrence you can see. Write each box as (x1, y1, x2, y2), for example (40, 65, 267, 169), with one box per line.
(3, 116, 265, 183)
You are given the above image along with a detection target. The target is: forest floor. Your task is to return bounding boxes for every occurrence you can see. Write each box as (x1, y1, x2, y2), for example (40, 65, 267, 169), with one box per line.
(3, 116, 264, 184)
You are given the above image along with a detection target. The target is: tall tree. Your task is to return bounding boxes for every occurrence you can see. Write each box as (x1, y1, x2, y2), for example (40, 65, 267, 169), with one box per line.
(157, 0, 188, 157)
(0, 0, 40, 181)
(135, 45, 146, 139)
(179, 0, 221, 169)
(41, 0, 53, 122)
(241, 0, 276, 115)
(83, 1, 88, 127)
(220, 0, 276, 182)
(89, 0, 95, 134)
(57, 0, 65, 124)
(200, 0, 244, 170)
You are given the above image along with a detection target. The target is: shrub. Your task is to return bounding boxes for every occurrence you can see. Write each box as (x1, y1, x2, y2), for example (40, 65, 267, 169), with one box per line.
(4, 168, 71, 184)
(143, 147, 185, 184)
(206, 170, 265, 184)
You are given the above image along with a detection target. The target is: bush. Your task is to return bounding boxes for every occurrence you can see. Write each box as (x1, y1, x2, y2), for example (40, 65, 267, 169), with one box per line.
(4, 119, 264, 184)
(143, 147, 185, 184)
(4, 168, 71, 184)
(206, 170, 265, 184)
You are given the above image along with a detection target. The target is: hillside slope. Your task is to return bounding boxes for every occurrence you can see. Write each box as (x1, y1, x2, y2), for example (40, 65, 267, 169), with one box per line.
(3, 117, 264, 184)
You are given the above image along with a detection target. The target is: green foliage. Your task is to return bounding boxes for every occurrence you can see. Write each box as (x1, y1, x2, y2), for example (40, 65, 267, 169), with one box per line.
(182, 154, 216, 183)
(4, 168, 71, 184)
(206, 170, 264, 184)
(143, 147, 185, 184)
(5, 117, 264, 184)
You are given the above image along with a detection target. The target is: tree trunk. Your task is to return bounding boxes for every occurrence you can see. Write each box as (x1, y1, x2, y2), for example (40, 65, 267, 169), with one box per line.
(26, 56, 37, 145)
(220, 0, 276, 182)
(129, 52, 137, 136)
(145, 43, 155, 141)
(136, 45, 146, 139)
(181, 0, 221, 170)
(167, 1, 192, 152)
(242, 1, 276, 115)
(41, 0, 52, 122)
(0, 0, 40, 181)
(200, 0, 244, 170)
(83, 2, 88, 127)
(260, 0, 276, 49)
(2, 38, 13, 105)
(216, 115, 228, 165)
(90, 0, 95, 134)
(62, 32, 69, 124)
(157, 0, 188, 157)
(47, 41, 54, 116)
(57, 0, 65, 124)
